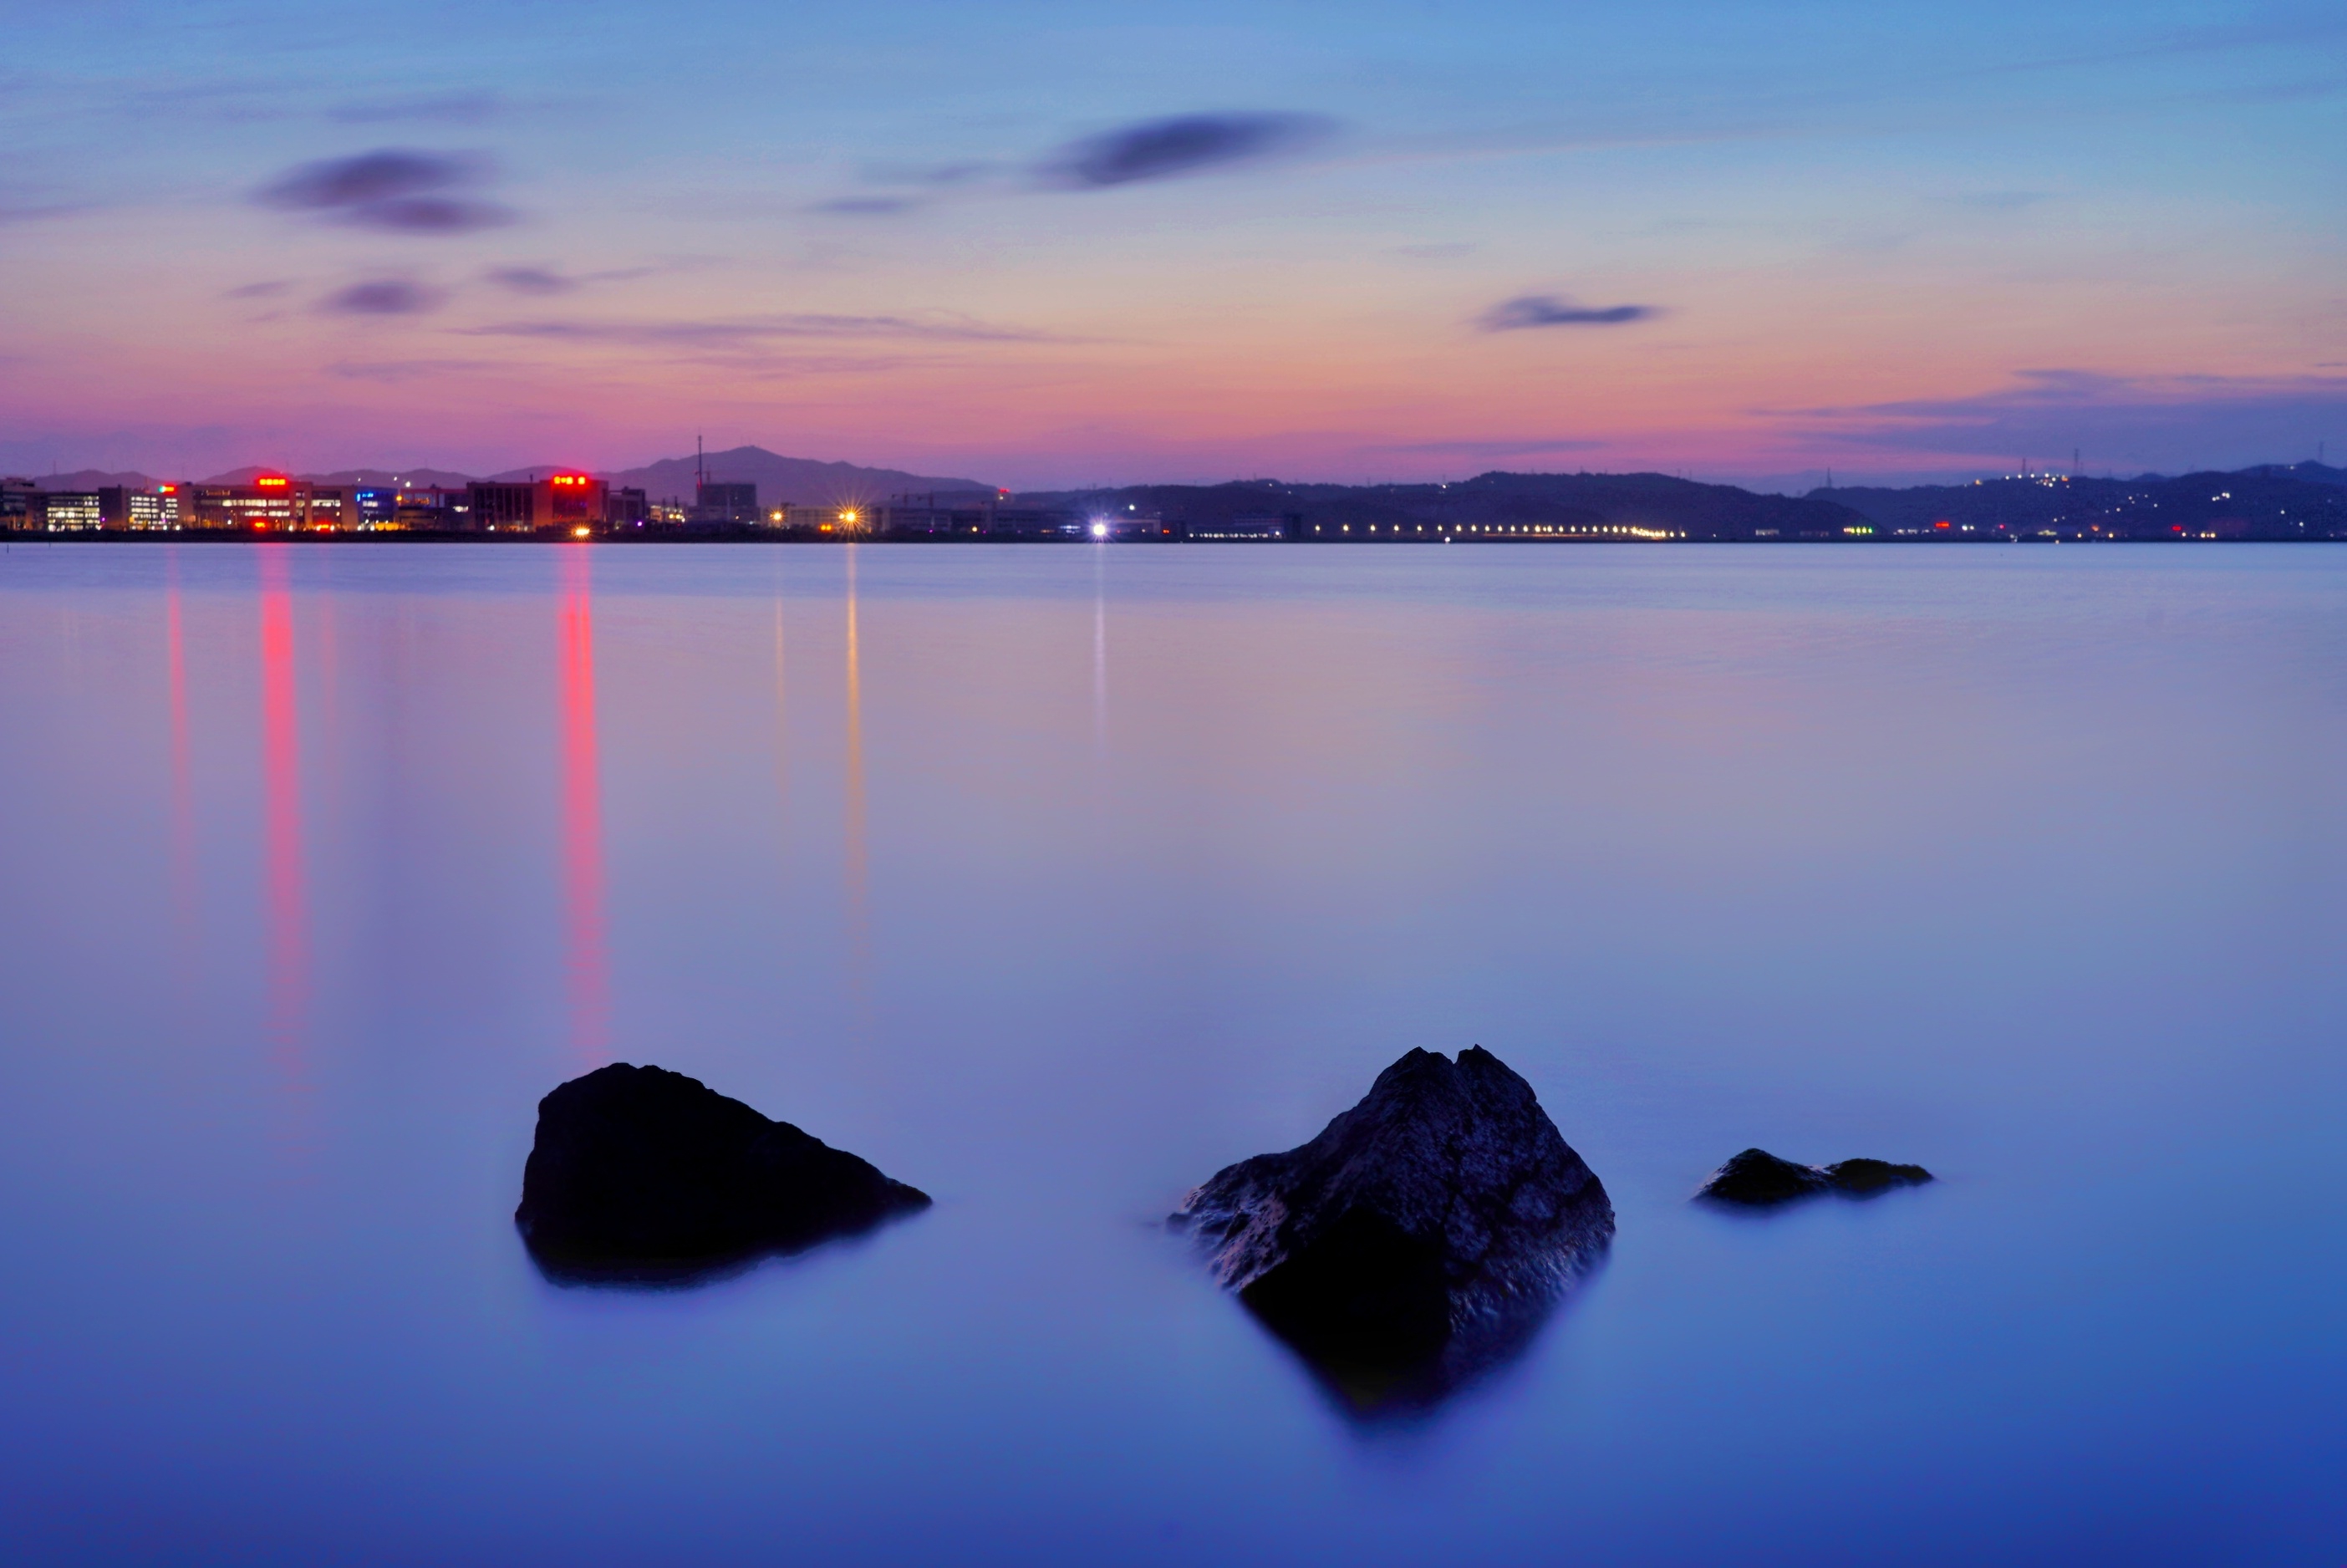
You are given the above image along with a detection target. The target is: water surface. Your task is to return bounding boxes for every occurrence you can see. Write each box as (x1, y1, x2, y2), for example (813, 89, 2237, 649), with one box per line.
(1, 542, 2340, 1565)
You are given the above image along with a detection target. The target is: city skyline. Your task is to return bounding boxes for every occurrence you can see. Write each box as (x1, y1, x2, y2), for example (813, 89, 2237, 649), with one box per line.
(3, 2, 2342, 490)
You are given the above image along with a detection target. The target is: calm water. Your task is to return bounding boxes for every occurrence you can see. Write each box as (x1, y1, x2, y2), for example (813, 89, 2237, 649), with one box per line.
(1, 542, 2341, 1565)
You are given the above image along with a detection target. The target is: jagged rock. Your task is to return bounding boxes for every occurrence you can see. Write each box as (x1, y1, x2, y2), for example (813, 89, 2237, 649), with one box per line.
(515, 1062, 929, 1280)
(1173, 1047, 1613, 1395)
(1697, 1147, 1932, 1206)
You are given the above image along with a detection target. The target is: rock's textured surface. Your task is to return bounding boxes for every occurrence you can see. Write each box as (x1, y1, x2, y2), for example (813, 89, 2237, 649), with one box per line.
(1174, 1047, 1613, 1378)
(1698, 1148, 1933, 1206)
(515, 1063, 929, 1280)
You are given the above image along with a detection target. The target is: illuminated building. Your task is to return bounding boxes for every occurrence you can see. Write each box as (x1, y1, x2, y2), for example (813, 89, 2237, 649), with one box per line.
(780, 503, 873, 534)
(98, 486, 183, 529)
(465, 475, 608, 532)
(186, 475, 349, 531)
(395, 486, 466, 528)
(888, 496, 1073, 537)
(38, 491, 104, 531)
(353, 487, 399, 528)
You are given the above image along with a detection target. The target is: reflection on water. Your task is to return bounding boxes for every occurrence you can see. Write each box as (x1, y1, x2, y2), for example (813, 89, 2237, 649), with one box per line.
(557, 547, 610, 1067)
(842, 545, 871, 1026)
(257, 546, 311, 1147)
(1260, 1270, 1600, 1425)
(165, 555, 197, 950)
(0, 546, 2342, 1566)
(772, 590, 789, 857)
(1093, 543, 1108, 762)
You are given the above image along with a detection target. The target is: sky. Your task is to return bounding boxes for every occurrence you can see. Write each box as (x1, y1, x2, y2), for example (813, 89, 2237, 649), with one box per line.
(1, 0, 2342, 490)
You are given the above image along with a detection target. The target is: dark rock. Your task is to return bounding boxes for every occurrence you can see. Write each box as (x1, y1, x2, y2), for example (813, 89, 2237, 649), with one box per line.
(1697, 1147, 1933, 1206)
(515, 1062, 929, 1281)
(1820, 1157, 1934, 1196)
(1173, 1047, 1613, 1405)
(1697, 1148, 1831, 1205)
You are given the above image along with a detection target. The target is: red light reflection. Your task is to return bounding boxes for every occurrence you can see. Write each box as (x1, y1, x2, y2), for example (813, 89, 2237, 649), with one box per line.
(166, 554, 200, 965)
(559, 549, 611, 1064)
(258, 547, 312, 1140)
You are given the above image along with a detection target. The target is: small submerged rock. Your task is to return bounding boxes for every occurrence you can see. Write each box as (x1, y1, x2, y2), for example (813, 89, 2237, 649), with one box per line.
(515, 1062, 929, 1281)
(1697, 1147, 1932, 1207)
(1173, 1046, 1613, 1407)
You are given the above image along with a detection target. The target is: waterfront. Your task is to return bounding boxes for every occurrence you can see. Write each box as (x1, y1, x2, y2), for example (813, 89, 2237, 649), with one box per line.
(1, 544, 2340, 1565)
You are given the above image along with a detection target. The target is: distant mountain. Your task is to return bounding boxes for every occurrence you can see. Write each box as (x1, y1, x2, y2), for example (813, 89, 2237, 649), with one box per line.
(194, 464, 475, 487)
(1817, 471, 2347, 539)
(14, 469, 160, 489)
(303, 467, 480, 490)
(2238, 460, 2346, 489)
(522, 445, 994, 505)
(1021, 470, 1867, 541)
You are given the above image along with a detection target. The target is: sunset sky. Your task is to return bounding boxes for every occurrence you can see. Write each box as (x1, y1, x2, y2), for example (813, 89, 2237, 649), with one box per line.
(3, 0, 2341, 489)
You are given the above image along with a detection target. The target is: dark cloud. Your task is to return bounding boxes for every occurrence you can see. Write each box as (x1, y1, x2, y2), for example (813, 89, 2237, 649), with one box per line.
(321, 280, 446, 316)
(263, 149, 475, 209)
(259, 148, 511, 234)
(486, 265, 576, 295)
(1479, 294, 1658, 330)
(1039, 113, 1334, 189)
(351, 196, 514, 233)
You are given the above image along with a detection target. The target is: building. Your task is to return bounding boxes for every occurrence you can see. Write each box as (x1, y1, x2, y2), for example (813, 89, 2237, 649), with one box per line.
(466, 481, 537, 531)
(1, 478, 34, 528)
(98, 486, 183, 530)
(395, 486, 466, 529)
(38, 491, 104, 531)
(860, 497, 1079, 538)
(464, 475, 608, 533)
(1099, 512, 1174, 541)
(352, 486, 400, 528)
(607, 487, 649, 527)
(186, 476, 349, 531)
(5, 483, 184, 531)
(692, 481, 759, 527)
(780, 503, 873, 534)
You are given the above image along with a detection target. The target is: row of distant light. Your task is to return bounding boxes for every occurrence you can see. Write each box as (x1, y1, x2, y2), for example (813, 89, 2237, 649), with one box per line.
(1316, 522, 1685, 538)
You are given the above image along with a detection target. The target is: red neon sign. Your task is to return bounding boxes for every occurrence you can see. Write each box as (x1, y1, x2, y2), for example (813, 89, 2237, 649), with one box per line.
(256, 475, 290, 489)
(550, 474, 590, 487)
